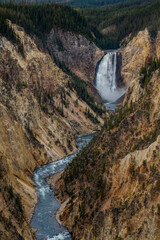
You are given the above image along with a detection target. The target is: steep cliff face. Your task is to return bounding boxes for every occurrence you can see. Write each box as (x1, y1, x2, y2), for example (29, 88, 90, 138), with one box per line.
(47, 27, 104, 83)
(0, 22, 104, 239)
(119, 29, 152, 86)
(120, 28, 160, 104)
(0, 103, 40, 240)
(55, 31, 160, 240)
(0, 22, 104, 144)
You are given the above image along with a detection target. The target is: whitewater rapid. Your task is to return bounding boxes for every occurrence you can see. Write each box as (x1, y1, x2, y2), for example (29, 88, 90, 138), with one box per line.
(96, 51, 126, 108)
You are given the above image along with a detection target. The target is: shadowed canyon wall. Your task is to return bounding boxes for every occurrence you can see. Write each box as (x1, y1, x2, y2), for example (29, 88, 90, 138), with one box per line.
(47, 27, 104, 83)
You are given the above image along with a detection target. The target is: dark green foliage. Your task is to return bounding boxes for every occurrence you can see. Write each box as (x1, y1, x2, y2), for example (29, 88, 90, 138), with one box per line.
(115, 236, 123, 240)
(0, 15, 24, 56)
(0, 2, 94, 43)
(0, 184, 26, 240)
(16, 81, 28, 91)
(49, 0, 153, 8)
(157, 204, 160, 216)
(104, 102, 135, 131)
(62, 133, 108, 235)
(8, 185, 14, 200)
(34, 83, 55, 115)
(0, 157, 3, 179)
(70, 75, 104, 116)
(15, 193, 23, 213)
(84, 108, 100, 124)
(143, 160, 147, 167)
(63, 133, 106, 198)
(3, 185, 24, 217)
(1, 1, 160, 51)
(0, 211, 24, 239)
(81, 0, 160, 49)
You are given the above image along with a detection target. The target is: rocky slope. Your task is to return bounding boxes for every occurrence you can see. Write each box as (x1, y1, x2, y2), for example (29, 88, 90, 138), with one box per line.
(0, 22, 104, 239)
(47, 27, 104, 83)
(55, 30, 160, 240)
(119, 28, 160, 104)
(119, 29, 152, 86)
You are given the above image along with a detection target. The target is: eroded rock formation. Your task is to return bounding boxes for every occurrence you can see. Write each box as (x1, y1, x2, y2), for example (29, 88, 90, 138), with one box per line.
(55, 29, 160, 240)
(0, 22, 104, 239)
(47, 27, 104, 83)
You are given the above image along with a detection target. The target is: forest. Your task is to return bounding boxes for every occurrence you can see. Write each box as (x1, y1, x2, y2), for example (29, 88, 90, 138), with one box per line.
(3, 0, 154, 8)
(50, 0, 153, 8)
(0, 2, 95, 44)
(1, 0, 160, 50)
(81, 0, 160, 49)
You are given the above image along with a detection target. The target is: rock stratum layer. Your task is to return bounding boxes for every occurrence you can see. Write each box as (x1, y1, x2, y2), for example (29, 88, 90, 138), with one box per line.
(55, 29, 160, 240)
(0, 22, 104, 239)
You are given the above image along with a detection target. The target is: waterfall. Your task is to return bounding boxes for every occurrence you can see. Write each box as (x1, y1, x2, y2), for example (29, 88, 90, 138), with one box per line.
(96, 51, 125, 103)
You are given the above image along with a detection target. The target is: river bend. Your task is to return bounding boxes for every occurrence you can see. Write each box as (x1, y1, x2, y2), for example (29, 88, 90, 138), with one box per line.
(31, 134, 95, 240)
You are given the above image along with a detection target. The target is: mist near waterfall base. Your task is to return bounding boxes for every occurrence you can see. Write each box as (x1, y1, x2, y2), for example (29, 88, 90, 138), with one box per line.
(96, 52, 126, 103)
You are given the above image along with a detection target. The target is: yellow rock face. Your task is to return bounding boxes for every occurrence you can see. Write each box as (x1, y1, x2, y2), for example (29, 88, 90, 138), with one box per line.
(120, 29, 160, 105)
(0, 22, 104, 239)
(120, 29, 152, 87)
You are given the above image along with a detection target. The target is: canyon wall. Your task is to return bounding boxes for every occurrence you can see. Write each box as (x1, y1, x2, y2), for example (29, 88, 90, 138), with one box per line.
(56, 29, 160, 240)
(0, 22, 104, 239)
(47, 27, 104, 83)
(120, 28, 160, 104)
(119, 29, 152, 86)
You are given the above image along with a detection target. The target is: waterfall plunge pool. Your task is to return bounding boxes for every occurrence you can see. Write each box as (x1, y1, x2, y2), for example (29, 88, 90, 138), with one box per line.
(96, 51, 126, 111)
(30, 133, 96, 240)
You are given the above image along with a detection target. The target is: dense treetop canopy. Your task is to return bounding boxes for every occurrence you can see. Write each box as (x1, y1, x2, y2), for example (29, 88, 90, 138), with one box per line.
(0, 2, 95, 43)
(1, 0, 160, 50)
(81, 0, 160, 48)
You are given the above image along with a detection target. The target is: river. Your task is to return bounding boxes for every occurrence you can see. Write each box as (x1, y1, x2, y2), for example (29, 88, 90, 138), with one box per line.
(31, 50, 126, 239)
(30, 133, 96, 240)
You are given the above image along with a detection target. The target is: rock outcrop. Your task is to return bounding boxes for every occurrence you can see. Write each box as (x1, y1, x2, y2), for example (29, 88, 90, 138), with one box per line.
(47, 27, 104, 83)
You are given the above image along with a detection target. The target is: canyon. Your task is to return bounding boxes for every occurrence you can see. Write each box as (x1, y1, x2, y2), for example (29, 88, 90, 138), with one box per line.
(47, 27, 104, 83)
(1, 5, 160, 240)
(54, 29, 160, 240)
(0, 21, 104, 240)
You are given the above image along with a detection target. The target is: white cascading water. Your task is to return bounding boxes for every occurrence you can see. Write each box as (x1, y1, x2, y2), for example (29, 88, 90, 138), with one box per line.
(96, 51, 126, 103)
